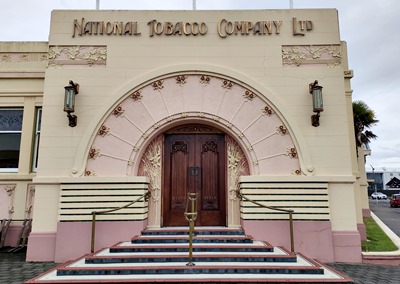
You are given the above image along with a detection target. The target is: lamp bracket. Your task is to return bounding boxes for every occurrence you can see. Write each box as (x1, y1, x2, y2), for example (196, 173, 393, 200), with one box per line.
(67, 112, 77, 127)
(309, 80, 319, 94)
(69, 80, 79, 95)
(311, 111, 320, 127)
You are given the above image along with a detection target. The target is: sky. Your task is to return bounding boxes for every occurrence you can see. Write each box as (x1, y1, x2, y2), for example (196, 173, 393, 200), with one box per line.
(1, 0, 399, 172)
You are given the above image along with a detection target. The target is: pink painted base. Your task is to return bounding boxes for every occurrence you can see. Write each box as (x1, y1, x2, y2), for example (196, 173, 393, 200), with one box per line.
(26, 220, 147, 262)
(26, 232, 56, 262)
(242, 220, 335, 263)
(363, 255, 400, 266)
(332, 231, 362, 263)
(4, 225, 23, 247)
(54, 220, 146, 263)
(362, 208, 371, 217)
(242, 220, 362, 263)
(357, 223, 367, 241)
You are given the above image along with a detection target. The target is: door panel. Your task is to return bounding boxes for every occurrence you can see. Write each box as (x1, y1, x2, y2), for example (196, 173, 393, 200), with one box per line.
(163, 134, 226, 226)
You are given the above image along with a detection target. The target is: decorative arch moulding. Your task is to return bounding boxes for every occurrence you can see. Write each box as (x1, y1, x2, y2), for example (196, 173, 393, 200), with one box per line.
(83, 73, 309, 177)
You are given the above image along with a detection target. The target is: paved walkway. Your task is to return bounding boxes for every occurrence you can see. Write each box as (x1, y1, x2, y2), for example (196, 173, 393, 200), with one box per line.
(1, 251, 400, 284)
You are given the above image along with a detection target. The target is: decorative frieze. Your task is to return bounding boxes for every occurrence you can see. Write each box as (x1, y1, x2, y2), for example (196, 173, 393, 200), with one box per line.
(48, 45, 107, 67)
(0, 52, 48, 63)
(282, 45, 341, 67)
(168, 124, 220, 134)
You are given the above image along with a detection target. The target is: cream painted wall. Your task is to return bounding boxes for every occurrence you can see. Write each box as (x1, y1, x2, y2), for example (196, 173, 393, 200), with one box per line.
(0, 42, 46, 228)
(38, 9, 352, 179)
(0, 11, 365, 262)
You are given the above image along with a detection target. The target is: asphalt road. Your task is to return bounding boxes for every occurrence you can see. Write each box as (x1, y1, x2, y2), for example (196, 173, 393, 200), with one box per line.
(369, 198, 400, 237)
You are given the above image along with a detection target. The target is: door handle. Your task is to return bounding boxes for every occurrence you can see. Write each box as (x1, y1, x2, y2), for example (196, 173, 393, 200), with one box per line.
(190, 167, 200, 176)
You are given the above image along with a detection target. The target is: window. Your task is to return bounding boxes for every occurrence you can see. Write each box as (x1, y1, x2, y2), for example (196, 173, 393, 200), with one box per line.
(0, 108, 23, 172)
(32, 108, 42, 172)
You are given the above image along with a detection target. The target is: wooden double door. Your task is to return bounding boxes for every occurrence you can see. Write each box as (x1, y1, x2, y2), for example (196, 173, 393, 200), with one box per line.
(163, 134, 226, 226)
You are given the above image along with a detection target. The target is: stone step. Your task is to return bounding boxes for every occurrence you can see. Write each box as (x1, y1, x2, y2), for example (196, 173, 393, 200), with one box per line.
(141, 227, 245, 236)
(56, 264, 325, 276)
(131, 234, 254, 244)
(110, 240, 274, 253)
(26, 227, 354, 283)
(27, 254, 353, 283)
(85, 247, 297, 264)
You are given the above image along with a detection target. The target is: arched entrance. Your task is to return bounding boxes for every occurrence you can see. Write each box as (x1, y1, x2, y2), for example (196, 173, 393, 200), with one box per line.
(85, 73, 303, 228)
(163, 125, 226, 226)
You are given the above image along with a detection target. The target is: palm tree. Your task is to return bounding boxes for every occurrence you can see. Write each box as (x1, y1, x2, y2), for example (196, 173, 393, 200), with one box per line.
(352, 100, 379, 148)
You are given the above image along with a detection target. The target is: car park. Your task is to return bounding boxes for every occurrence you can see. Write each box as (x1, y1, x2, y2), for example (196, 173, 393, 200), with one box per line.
(371, 192, 388, 200)
(390, 194, 400, 207)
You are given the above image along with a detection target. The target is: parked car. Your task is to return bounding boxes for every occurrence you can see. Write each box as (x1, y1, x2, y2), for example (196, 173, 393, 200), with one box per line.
(371, 192, 388, 200)
(390, 194, 400, 207)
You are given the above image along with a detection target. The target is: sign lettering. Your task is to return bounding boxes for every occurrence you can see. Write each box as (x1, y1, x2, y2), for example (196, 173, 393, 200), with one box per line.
(72, 18, 313, 38)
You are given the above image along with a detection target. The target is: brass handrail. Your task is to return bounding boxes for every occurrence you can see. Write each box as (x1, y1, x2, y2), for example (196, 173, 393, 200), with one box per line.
(90, 191, 151, 253)
(184, 193, 198, 266)
(236, 190, 295, 253)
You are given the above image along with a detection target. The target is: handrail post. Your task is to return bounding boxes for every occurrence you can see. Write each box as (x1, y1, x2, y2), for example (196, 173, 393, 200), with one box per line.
(289, 211, 295, 253)
(237, 189, 296, 253)
(184, 193, 197, 266)
(88, 190, 150, 254)
(91, 212, 96, 253)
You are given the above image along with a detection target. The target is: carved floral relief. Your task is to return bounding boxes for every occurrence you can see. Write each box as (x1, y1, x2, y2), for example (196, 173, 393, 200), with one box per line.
(25, 184, 35, 218)
(138, 135, 162, 202)
(48, 45, 107, 67)
(227, 137, 250, 201)
(282, 45, 341, 67)
(0, 184, 16, 218)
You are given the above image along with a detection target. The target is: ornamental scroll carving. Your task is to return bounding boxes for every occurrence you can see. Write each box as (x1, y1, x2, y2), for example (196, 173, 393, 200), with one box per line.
(25, 184, 35, 218)
(282, 45, 341, 67)
(227, 137, 250, 201)
(48, 45, 107, 67)
(0, 184, 16, 217)
(138, 135, 162, 202)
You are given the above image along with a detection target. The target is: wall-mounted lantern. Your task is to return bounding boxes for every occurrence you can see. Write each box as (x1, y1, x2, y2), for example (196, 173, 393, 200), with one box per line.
(64, 80, 79, 127)
(309, 80, 323, 127)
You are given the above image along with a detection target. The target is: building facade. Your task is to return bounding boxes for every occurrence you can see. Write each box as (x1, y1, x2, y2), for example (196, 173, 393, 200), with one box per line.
(367, 170, 400, 192)
(0, 9, 366, 264)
